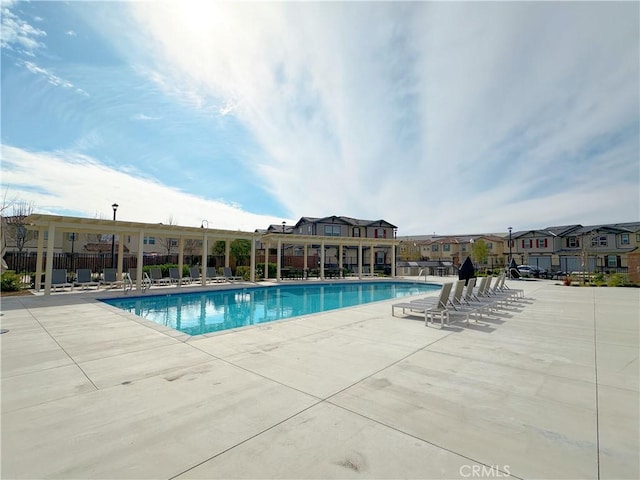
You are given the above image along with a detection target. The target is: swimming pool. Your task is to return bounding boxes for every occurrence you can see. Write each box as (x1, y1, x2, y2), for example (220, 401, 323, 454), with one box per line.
(102, 281, 440, 336)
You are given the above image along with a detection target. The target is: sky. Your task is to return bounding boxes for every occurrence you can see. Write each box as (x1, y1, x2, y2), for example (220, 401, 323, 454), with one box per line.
(1, 0, 638, 236)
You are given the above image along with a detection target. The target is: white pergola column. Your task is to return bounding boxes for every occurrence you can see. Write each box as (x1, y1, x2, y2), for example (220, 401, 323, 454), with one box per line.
(44, 223, 55, 295)
(177, 237, 184, 287)
(391, 243, 396, 277)
(303, 244, 308, 274)
(277, 239, 282, 280)
(370, 245, 375, 275)
(263, 242, 269, 280)
(35, 226, 45, 292)
(117, 234, 124, 281)
(225, 240, 231, 268)
(320, 240, 326, 280)
(200, 234, 208, 286)
(339, 244, 344, 276)
(250, 237, 256, 282)
(136, 230, 144, 290)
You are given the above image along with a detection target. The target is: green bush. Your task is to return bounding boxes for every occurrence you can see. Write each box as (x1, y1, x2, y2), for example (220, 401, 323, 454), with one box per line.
(1, 271, 23, 292)
(256, 263, 277, 279)
(236, 266, 251, 281)
(607, 273, 628, 287)
(592, 272, 606, 286)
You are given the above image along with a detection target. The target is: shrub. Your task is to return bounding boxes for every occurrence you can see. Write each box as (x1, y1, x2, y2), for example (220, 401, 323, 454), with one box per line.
(563, 276, 573, 286)
(1, 271, 24, 292)
(236, 266, 251, 281)
(607, 273, 628, 287)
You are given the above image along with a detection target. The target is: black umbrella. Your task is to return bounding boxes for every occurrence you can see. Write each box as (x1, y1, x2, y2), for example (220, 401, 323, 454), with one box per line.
(509, 258, 521, 279)
(458, 256, 475, 285)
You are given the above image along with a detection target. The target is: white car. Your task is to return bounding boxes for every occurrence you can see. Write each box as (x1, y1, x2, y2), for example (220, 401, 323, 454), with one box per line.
(517, 265, 546, 278)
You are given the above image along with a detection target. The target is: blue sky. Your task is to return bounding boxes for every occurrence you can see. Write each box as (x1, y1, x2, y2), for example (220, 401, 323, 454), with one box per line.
(1, 1, 638, 235)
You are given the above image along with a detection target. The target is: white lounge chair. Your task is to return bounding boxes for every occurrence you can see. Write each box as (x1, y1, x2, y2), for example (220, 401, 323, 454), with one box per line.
(42, 269, 73, 291)
(149, 267, 172, 285)
(99, 268, 123, 289)
(206, 267, 226, 283)
(74, 269, 99, 290)
(169, 267, 189, 285)
(392, 282, 454, 327)
(189, 266, 202, 284)
(223, 267, 242, 282)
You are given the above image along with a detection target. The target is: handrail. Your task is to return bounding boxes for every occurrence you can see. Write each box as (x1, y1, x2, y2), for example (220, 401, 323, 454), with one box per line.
(418, 269, 428, 282)
(123, 273, 133, 294)
(141, 272, 152, 292)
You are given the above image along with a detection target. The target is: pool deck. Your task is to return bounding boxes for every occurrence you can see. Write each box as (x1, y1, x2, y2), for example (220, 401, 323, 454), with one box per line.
(1, 277, 638, 479)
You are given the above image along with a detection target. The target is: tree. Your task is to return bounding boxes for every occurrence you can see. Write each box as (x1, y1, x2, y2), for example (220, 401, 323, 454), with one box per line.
(471, 239, 489, 267)
(9, 200, 35, 252)
(161, 216, 177, 255)
(230, 239, 251, 266)
(211, 240, 226, 256)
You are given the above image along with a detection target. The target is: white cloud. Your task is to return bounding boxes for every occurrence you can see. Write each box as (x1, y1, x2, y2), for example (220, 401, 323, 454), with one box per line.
(132, 113, 162, 121)
(1, 1, 46, 53)
(22, 60, 90, 96)
(124, 1, 638, 234)
(0, 145, 291, 231)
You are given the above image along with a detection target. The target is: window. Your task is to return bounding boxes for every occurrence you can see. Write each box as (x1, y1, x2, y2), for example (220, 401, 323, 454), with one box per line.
(591, 236, 607, 247)
(324, 225, 341, 236)
(567, 237, 579, 248)
(352, 227, 360, 237)
(535, 238, 547, 248)
(461, 245, 466, 252)
(432, 245, 439, 252)
(443, 244, 450, 251)
(376, 252, 385, 264)
(486, 242, 493, 250)
(144, 236, 156, 245)
(170, 239, 178, 247)
(607, 255, 618, 267)
(374, 228, 386, 239)
(521, 239, 533, 249)
(636, 234, 640, 242)
(68, 233, 76, 241)
(621, 234, 629, 245)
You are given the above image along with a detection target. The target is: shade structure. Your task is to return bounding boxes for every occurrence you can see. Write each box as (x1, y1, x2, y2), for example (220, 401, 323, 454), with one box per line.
(458, 256, 475, 285)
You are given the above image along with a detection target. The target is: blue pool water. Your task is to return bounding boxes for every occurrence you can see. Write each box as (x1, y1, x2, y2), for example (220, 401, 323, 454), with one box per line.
(102, 281, 440, 336)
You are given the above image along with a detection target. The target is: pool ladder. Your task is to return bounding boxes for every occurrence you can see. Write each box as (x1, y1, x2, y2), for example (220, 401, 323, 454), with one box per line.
(418, 269, 428, 282)
(123, 272, 152, 294)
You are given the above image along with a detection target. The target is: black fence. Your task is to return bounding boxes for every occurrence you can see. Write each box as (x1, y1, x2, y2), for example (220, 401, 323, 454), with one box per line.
(3, 252, 228, 275)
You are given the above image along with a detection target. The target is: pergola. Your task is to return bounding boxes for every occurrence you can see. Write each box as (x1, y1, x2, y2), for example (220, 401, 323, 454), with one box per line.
(24, 214, 398, 295)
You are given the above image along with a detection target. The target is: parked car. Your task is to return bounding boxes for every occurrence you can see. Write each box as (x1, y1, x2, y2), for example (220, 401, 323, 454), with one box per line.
(517, 265, 547, 278)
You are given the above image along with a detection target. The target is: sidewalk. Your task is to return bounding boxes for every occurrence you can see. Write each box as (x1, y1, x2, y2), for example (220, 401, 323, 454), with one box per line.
(1, 278, 638, 479)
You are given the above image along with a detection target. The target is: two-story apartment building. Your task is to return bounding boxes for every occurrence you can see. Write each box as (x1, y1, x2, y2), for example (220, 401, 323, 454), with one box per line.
(259, 216, 397, 270)
(398, 222, 639, 275)
(511, 223, 640, 273)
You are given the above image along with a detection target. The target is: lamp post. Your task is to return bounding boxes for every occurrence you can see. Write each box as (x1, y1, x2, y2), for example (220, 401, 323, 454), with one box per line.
(111, 203, 118, 269)
(508, 226, 513, 276)
(393, 227, 397, 277)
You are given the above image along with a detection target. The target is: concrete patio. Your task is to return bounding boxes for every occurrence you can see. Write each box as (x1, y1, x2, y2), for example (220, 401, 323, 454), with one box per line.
(1, 277, 638, 479)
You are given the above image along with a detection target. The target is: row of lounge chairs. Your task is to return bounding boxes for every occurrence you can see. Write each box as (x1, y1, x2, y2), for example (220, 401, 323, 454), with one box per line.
(41, 267, 245, 291)
(392, 274, 525, 328)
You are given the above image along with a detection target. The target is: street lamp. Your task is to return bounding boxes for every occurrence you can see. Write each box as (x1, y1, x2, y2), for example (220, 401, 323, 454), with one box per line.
(111, 203, 118, 268)
(508, 226, 513, 278)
